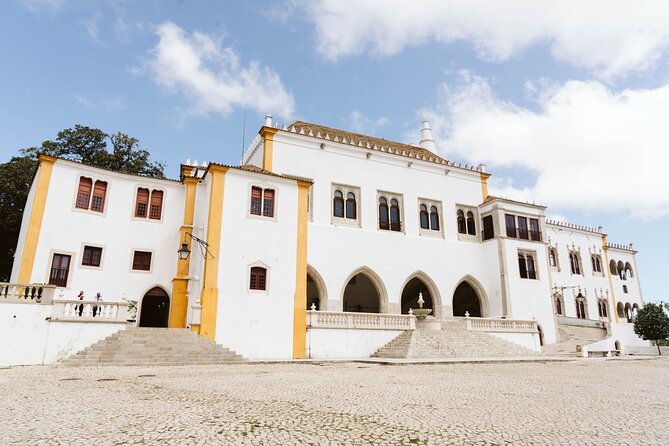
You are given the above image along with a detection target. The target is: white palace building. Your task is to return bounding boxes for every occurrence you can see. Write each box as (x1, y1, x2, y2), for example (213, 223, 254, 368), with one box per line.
(1, 117, 649, 365)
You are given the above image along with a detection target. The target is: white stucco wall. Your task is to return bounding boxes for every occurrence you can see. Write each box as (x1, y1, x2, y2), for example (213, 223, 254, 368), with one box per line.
(0, 303, 52, 366)
(489, 332, 541, 352)
(213, 169, 300, 359)
(22, 160, 183, 309)
(43, 322, 126, 363)
(307, 328, 403, 359)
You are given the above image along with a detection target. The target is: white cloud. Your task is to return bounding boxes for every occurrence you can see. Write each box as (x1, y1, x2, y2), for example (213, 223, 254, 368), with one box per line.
(300, 0, 669, 79)
(74, 94, 125, 111)
(348, 111, 388, 135)
(421, 72, 669, 218)
(142, 22, 294, 119)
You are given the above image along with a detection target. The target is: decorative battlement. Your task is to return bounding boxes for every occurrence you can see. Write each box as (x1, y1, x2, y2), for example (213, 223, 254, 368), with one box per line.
(605, 242, 636, 253)
(546, 219, 603, 234)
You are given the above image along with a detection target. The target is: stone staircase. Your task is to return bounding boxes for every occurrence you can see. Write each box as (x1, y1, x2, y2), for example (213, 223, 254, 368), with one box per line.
(372, 320, 538, 359)
(60, 327, 245, 366)
(541, 325, 607, 357)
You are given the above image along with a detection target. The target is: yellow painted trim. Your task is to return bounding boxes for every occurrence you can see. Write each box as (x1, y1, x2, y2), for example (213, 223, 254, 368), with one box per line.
(292, 181, 310, 359)
(480, 172, 490, 201)
(199, 166, 228, 341)
(602, 235, 619, 323)
(169, 176, 199, 328)
(260, 127, 278, 172)
(18, 155, 56, 284)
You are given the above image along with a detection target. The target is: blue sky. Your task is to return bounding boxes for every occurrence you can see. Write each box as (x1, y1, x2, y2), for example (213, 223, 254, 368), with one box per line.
(2, 0, 668, 302)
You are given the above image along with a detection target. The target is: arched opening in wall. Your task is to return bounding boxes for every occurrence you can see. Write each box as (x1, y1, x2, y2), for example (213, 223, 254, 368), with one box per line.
(617, 261, 625, 279)
(632, 303, 640, 321)
(452, 281, 483, 317)
(614, 340, 621, 352)
(609, 259, 617, 276)
(617, 302, 625, 319)
(625, 262, 634, 278)
(138, 287, 170, 328)
(401, 277, 434, 314)
(624, 303, 632, 322)
(537, 325, 544, 346)
(343, 273, 381, 313)
(306, 274, 320, 311)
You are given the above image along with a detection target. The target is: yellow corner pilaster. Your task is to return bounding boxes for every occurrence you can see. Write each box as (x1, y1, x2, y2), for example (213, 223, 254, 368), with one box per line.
(602, 235, 619, 323)
(169, 175, 199, 328)
(18, 155, 56, 284)
(480, 172, 490, 201)
(260, 127, 278, 172)
(199, 166, 228, 341)
(292, 181, 310, 359)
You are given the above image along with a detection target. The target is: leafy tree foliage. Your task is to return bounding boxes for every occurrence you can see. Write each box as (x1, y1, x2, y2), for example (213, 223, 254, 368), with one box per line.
(633, 302, 669, 355)
(0, 125, 165, 280)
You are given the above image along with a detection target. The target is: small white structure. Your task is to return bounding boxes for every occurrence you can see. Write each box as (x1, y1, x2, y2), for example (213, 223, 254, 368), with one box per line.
(2, 118, 648, 365)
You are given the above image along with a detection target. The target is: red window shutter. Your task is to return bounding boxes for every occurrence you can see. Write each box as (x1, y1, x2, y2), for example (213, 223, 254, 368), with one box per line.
(250, 187, 262, 215)
(76, 177, 92, 209)
(90, 181, 107, 212)
(250, 267, 267, 290)
(135, 188, 149, 218)
(149, 190, 163, 219)
(263, 189, 274, 217)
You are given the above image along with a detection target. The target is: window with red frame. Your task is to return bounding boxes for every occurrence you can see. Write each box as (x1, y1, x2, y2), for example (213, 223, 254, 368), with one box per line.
(249, 267, 267, 290)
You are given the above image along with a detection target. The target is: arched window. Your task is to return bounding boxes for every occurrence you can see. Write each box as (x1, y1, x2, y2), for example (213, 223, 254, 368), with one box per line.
(149, 190, 163, 219)
(570, 252, 581, 275)
(135, 188, 150, 217)
(602, 301, 608, 318)
(90, 181, 107, 212)
(456, 210, 466, 234)
(575, 295, 586, 319)
(555, 296, 563, 315)
(466, 211, 476, 235)
(249, 267, 267, 291)
(345, 192, 356, 219)
(333, 190, 344, 217)
(378, 197, 389, 230)
(549, 249, 557, 267)
(419, 204, 429, 229)
(625, 262, 634, 278)
(609, 259, 617, 276)
(618, 261, 625, 279)
(526, 255, 536, 279)
(389, 198, 401, 231)
(617, 302, 624, 318)
(518, 254, 528, 279)
(75, 177, 93, 209)
(429, 206, 439, 230)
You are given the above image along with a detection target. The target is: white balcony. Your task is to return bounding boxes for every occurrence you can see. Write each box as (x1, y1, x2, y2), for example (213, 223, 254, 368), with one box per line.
(0, 283, 56, 304)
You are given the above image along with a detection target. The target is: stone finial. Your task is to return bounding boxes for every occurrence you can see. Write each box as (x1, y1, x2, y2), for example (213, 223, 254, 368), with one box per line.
(310, 303, 316, 311)
(185, 156, 191, 165)
(264, 115, 273, 127)
(417, 291, 425, 309)
(408, 308, 413, 315)
(419, 120, 436, 151)
(465, 311, 470, 318)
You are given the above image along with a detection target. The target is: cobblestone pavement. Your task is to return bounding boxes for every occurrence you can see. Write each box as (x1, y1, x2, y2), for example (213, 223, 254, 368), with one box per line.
(1, 359, 668, 445)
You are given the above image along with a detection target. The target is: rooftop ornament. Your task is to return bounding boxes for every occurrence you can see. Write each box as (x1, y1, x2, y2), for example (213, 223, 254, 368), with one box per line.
(411, 291, 433, 320)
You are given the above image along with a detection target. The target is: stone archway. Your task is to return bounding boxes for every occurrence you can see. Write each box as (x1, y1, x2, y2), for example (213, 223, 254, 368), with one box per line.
(343, 271, 384, 313)
(138, 287, 170, 328)
(401, 275, 439, 316)
(452, 281, 483, 317)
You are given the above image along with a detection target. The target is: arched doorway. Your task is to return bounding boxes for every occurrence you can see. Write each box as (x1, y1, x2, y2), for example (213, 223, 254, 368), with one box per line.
(401, 277, 434, 314)
(343, 273, 381, 313)
(307, 273, 320, 310)
(452, 281, 482, 317)
(138, 287, 170, 328)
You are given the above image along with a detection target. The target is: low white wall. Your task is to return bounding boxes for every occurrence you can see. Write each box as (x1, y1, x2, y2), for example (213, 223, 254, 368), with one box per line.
(1, 302, 126, 366)
(43, 322, 126, 363)
(307, 327, 404, 359)
(580, 322, 649, 356)
(488, 332, 541, 352)
(0, 303, 52, 366)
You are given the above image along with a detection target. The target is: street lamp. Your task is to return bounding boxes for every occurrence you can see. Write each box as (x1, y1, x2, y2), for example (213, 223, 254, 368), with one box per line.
(176, 232, 213, 261)
(177, 242, 190, 260)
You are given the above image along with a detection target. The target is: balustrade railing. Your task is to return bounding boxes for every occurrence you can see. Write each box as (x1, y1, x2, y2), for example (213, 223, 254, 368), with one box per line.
(0, 283, 56, 304)
(465, 317, 538, 333)
(307, 310, 415, 330)
(51, 299, 129, 323)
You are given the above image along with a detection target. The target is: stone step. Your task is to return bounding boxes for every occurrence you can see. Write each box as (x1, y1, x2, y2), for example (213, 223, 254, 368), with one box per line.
(60, 327, 246, 366)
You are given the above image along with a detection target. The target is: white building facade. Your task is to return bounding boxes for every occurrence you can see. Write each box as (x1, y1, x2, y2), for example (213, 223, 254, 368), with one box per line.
(1, 118, 648, 365)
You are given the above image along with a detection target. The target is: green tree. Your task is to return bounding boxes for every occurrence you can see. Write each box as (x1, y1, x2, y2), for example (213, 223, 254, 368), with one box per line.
(0, 125, 165, 281)
(633, 302, 669, 355)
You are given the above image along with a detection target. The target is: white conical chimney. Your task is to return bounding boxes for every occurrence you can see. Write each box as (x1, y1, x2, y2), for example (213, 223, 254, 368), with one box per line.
(419, 120, 436, 151)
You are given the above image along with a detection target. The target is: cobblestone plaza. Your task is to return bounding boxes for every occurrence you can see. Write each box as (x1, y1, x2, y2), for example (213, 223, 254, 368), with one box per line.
(2, 359, 667, 445)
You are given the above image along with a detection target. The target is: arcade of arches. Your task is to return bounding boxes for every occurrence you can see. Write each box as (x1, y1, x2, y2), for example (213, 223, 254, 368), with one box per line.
(306, 269, 486, 317)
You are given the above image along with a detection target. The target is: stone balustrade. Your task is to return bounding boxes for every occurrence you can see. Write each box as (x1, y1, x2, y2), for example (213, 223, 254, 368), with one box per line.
(51, 299, 129, 323)
(307, 310, 416, 330)
(0, 283, 56, 304)
(465, 317, 538, 333)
